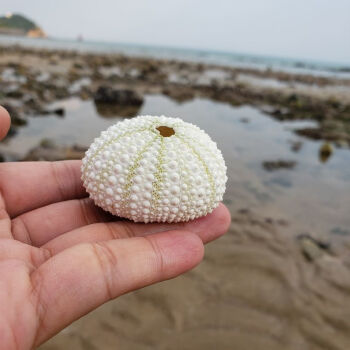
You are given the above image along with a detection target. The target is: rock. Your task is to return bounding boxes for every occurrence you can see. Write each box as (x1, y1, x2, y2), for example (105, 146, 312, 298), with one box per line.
(39, 107, 65, 117)
(260, 105, 275, 115)
(23, 141, 87, 161)
(98, 66, 123, 79)
(296, 125, 350, 145)
(69, 77, 92, 94)
(5, 89, 23, 98)
(95, 104, 141, 118)
(289, 140, 303, 152)
(10, 112, 27, 126)
(162, 86, 195, 103)
(271, 107, 291, 119)
(319, 142, 333, 163)
(297, 234, 330, 261)
(39, 138, 56, 149)
(79, 89, 93, 100)
(335, 140, 350, 149)
(2, 104, 26, 125)
(73, 62, 85, 70)
(331, 227, 350, 236)
(51, 107, 65, 116)
(1, 103, 27, 137)
(94, 86, 144, 106)
(126, 68, 140, 79)
(262, 160, 296, 171)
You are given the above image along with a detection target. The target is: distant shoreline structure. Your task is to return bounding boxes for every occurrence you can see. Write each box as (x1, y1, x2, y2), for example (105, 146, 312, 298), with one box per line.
(0, 27, 47, 38)
(0, 13, 46, 38)
(0, 34, 349, 78)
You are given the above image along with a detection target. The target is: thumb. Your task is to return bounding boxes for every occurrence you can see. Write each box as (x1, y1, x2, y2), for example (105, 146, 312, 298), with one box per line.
(31, 230, 204, 346)
(0, 106, 11, 140)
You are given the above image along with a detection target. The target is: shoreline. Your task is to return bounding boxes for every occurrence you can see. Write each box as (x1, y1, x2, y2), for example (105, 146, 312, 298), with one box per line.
(2, 43, 350, 85)
(1, 45, 350, 150)
(1, 35, 350, 76)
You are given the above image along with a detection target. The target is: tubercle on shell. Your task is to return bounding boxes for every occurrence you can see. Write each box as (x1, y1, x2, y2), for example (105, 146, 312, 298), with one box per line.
(81, 115, 227, 223)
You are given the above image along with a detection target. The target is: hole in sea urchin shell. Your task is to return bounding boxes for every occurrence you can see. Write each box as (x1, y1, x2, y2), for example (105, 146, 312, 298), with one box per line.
(156, 125, 175, 137)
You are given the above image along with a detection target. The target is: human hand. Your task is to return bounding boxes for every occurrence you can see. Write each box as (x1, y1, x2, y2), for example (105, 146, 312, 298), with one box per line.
(0, 105, 230, 349)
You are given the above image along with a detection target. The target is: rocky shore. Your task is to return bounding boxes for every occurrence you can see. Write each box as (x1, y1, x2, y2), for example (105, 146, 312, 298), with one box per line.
(1, 45, 350, 161)
(0, 45, 349, 350)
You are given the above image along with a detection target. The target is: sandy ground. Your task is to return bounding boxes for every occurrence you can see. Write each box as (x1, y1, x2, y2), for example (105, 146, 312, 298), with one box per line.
(40, 211, 350, 350)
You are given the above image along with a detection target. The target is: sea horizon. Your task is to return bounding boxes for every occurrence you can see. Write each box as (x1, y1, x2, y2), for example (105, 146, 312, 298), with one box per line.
(0, 34, 349, 78)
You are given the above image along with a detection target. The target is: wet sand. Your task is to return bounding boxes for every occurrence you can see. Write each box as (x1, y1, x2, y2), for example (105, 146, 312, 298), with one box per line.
(40, 210, 350, 350)
(0, 45, 349, 349)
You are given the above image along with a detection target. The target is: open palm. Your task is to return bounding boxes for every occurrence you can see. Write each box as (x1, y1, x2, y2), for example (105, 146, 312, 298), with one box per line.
(0, 106, 230, 349)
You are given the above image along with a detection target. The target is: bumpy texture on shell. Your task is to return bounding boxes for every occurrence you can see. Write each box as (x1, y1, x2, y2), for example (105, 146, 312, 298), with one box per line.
(81, 115, 227, 223)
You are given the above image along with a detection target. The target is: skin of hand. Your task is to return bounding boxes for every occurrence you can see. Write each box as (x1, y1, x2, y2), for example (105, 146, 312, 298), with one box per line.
(0, 105, 231, 349)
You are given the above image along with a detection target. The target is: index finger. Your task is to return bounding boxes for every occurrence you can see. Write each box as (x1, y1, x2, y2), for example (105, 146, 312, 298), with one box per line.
(0, 106, 11, 140)
(0, 160, 86, 217)
(32, 230, 204, 346)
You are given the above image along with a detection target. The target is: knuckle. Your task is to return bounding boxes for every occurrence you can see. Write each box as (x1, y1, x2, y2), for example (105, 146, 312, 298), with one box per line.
(102, 222, 136, 240)
(11, 216, 32, 245)
(79, 198, 94, 225)
(36, 247, 53, 265)
(103, 223, 123, 240)
(90, 242, 118, 299)
(50, 162, 67, 200)
(51, 161, 80, 200)
(144, 236, 165, 278)
(118, 222, 137, 239)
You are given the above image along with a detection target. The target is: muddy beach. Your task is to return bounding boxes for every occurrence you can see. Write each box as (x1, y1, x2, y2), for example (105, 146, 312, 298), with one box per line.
(0, 45, 350, 349)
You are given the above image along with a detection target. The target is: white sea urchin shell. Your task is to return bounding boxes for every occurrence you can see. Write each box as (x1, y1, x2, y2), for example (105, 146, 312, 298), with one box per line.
(81, 115, 227, 223)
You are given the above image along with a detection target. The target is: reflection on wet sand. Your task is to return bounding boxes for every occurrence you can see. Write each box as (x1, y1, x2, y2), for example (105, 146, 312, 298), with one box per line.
(319, 142, 333, 163)
(94, 103, 141, 118)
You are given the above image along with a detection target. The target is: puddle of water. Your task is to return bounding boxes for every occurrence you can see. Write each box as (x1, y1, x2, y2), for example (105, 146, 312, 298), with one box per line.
(1, 95, 349, 238)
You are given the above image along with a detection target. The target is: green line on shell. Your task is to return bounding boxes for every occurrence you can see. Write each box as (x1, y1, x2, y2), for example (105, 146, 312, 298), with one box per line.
(121, 134, 159, 206)
(84, 124, 157, 171)
(176, 141, 193, 221)
(151, 136, 166, 218)
(175, 134, 216, 209)
(93, 129, 153, 195)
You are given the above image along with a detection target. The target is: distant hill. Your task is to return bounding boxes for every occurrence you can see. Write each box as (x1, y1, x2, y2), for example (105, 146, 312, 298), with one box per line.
(0, 13, 46, 37)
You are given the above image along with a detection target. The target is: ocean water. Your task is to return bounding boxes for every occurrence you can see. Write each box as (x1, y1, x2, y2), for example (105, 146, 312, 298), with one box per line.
(0, 34, 349, 78)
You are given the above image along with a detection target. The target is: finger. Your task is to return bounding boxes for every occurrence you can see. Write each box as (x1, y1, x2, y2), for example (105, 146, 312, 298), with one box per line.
(31, 231, 204, 346)
(0, 106, 11, 140)
(12, 198, 115, 246)
(0, 160, 86, 218)
(43, 203, 230, 254)
(0, 192, 12, 239)
(0, 239, 48, 267)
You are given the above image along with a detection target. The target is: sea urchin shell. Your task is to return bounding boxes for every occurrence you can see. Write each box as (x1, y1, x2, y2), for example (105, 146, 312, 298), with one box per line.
(81, 115, 227, 223)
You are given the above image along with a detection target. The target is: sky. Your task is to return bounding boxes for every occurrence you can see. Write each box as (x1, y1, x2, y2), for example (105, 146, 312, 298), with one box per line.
(1, 0, 350, 63)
